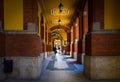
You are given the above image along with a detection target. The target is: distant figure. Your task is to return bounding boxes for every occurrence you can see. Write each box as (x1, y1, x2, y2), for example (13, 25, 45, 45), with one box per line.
(53, 47, 57, 54)
(58, 47, 60, 54)
(58, 47, 60, 50)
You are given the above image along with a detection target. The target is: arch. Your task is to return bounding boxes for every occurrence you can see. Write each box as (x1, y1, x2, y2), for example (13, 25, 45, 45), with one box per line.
(51, 32, 63, 41)
(49, 25, 70, 32)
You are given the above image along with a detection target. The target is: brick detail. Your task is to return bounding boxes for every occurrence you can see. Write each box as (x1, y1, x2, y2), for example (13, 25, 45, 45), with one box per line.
(45, 26, 47, 43)
(75, 17, 79, 40)
(88, 0, 104, 30)
(83, 1, 88, 34)
(74, 43, 78, 52)
(71, 26, 73, 42)
(62, 45, 70, 55)
(78, 40, 82, 53)
(82, 40, 85, 53)
(0, 33, 5, 57)
(40, 14, 44, 40)
(46, 44, 52, 52)
(85, 33, 92, 56)
(67, 33, 70, 43)
(0, 0, 4, 29)
(23, 0, 38, 30)
(5, 34, 42, 57)
(42, 43, 45, 52)
(70, 44, 72, 52)
(48, 33, 51, 43)
(94, 0, 104, 29)
(86, 33, 120, 56)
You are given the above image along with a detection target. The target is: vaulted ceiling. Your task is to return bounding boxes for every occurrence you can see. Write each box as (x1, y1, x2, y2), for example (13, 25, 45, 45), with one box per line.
(39, 0, 82, 29)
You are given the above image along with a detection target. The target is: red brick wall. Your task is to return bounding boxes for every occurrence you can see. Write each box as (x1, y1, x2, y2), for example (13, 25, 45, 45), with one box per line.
(93, 0, 104, 29)
(0, 33, 5, 57)
(0, 0, 4, 29)
(67, 33, 70, 43)
(0, 0, 4, 57)
(65, 45, 70, 53)
(48, 33, 51, 43)
(46, 44, 52, 52)
(5, 34, 42, 57)
(82, 40, 85, 53)
(83, 1, 88, 35)
(85, 33, 92, 56)
(75, 17, 79, 40)
(72, 43, 74, 52)
(45, 25, 47, 43)
(62, 46, 66, 51)
(70, 44, 72, 52)
(78, 40, 82, 53)
(23, 0, 38, 30)
(86, 33, 120, 56)
(74, 43, 78, 52)
(42, 43, 45, 52)
(88, 0, 104, 30)
(41, 17, 44, 40)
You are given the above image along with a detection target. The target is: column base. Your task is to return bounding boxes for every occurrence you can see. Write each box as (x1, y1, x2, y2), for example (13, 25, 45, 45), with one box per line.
(0, 54, 43, 80)
(73, 52, 77, 59)
(43, 52, 48, 59)
(81, 53, 85, 64)
(76, 53, 82, 64)
(70, 51, 72, 57)
(84, 56, 120, 80)
(0, 57, 5, 80)
(66, 51, 70, 55)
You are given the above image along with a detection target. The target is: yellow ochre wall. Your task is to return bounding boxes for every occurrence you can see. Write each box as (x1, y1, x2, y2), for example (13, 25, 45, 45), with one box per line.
(4, 0, 23, 30)
(59, 30, 67, 41)
(104, 0, 120, 29)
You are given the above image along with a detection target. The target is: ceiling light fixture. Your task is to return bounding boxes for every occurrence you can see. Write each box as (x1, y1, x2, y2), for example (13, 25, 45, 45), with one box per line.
(58, 0, 63, 12)
(57, 0, 63, 32)
(50, 8, 69, 16)
(58, 19, 61, 25)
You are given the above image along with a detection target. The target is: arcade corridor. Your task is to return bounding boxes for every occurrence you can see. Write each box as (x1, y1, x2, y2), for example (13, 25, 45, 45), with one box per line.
(0, 0, 120, 82)
(2, 52, 120, 82)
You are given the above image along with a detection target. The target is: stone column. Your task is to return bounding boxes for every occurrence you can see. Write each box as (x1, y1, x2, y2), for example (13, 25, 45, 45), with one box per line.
(70, 41, 73, 57)
(83, 0, 120, 80)
(73, 17, 79, 59)
(70, 26, 74, 58)
(73, 39, 79, 59)
(66, 31, 70, 55)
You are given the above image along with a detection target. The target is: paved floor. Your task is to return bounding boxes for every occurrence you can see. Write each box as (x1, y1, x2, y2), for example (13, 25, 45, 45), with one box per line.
(2, 53, 120, 82)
